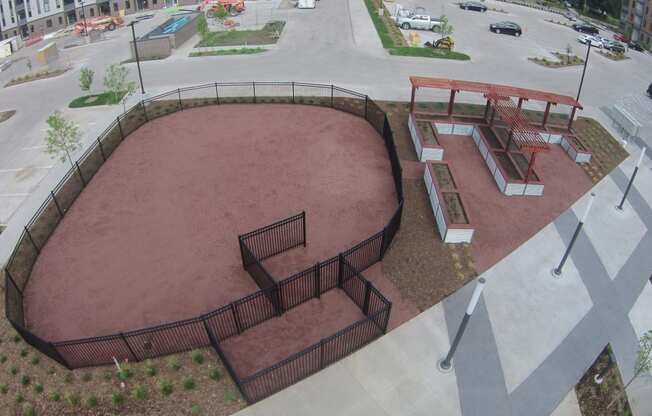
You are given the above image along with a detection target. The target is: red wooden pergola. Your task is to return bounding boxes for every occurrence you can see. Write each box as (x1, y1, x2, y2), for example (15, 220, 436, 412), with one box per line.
(409, 77, 583, 131)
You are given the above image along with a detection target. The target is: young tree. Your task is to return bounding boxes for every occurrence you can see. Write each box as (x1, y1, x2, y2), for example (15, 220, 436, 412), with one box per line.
(197, 14, 209, 40)
(121, 81, 138, 113)
(44, 111, 82, 169)
(607, 330, 652, 410)
(437, 15, 454, 40)
(79, 67, 94, 92)
(103, 63, 135, 104)
(565, 43, 573, 64)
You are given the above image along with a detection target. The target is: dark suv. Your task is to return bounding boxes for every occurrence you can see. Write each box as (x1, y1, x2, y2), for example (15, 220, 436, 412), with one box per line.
(572, 23, 599, 34)
(648, 83, 652, 98)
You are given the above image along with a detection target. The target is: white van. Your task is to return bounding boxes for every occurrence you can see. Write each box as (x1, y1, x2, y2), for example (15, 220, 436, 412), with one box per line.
(297, 0, 316, 9)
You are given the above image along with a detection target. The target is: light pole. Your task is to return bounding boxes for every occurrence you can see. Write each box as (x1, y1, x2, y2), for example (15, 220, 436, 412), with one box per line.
(79, 0, 88, 36)
(616, 147, 646, 211)
(576, 40, 592, 102)
(438, 277, 486, 372)
(553, 192, 595, 277)
(129, 22, 145, 95)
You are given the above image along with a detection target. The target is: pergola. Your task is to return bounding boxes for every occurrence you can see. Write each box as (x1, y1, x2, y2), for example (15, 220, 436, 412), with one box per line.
(409, 77, 583, 131)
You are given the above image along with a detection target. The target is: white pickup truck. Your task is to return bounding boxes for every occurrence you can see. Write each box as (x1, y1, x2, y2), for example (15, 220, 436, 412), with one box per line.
(396, 14, 442, 31)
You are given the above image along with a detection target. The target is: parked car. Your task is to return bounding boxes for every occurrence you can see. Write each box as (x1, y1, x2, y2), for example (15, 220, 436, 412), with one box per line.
(489, 21, 522, 36)
(628, 41, 644, 51)
(459, 1, 487, 12)
(604, 40, 625, 53)
(572, 23, 599, 35)
(647, 82, 652, 98)
(396, 14, 442, 31)
(564, 12, 576, 21)
(577, 34, 603, 48)
(613, 33, 630, 42)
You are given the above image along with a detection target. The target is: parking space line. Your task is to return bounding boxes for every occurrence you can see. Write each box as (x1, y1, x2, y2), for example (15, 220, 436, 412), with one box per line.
(0, 166, 53, 173)
(0, 193, 30, 197)
(20, 145, 47, 151)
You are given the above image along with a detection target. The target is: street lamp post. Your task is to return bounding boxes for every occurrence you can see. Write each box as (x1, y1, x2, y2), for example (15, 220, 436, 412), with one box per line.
(438, 278, 486, 372)
(130, 22, 146, 95)
(553, 192, 595, 277)
(616, 148, 646, 211)
(79, 0, 88, 36)
(576, 41, 592, 102)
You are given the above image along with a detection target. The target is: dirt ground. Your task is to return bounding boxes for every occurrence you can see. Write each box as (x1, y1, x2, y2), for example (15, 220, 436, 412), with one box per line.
(25, 104, 397, 341)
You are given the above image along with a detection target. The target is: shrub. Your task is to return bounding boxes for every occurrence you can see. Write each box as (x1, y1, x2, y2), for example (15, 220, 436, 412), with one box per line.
(47, 367, 55, 376)
(112, 392, 125, 407)
(20, 375, 30, 386)
(0, 384, 8, 394)
(34, 383, 43, 394)
(145, 360, 157, 377)
(191, 404, 201, 415)
(167, 357, 181, 371)
(86, 395, 98, 408)
(0, 354, 7, 363)
(22, 403, 36, 416)
(30, 356, 40, 366)
(183, 377, 196, 390)
(16, 393, 24, 403)
(63, 372, 74, 384)
(191, 351, 204, 365)
(197, 15, 208, 40)
(224, 388, 237, 403)
(118, 364, 132, 381)
(13, 335, 21, 343)
(132, 385, 147, 400)
(102, 370, 112, 381)
(66, 392, 81, 406)
(79, 67, 94, 92)
(159, 380, 173, 396)
(209, 368, 222, 381)
(20, 348, 29, 357)
(10, 366, 19, 375)
(81, 372, 92, 382)
(50, 391, 61, 402)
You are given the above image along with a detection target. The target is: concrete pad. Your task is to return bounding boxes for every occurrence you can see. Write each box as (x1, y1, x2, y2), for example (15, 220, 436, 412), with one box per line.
(0, 195, 26, 224)
(550, 388, 582, 416)
(575, 178, 648, 281)
(483, 223, 593, 394)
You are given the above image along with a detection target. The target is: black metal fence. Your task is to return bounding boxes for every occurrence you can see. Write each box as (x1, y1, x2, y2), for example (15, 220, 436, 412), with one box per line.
(2, 81, 404, 404)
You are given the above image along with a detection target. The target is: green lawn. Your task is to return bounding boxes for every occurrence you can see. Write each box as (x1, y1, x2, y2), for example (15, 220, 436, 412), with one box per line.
(189, 47, 267, 57)
(195, 21, 285, 47)
(362, 0, 470, 60)
(69, 91, 128, 108)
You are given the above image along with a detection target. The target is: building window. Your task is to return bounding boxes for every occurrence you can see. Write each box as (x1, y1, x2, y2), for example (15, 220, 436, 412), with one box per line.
(43, 0, 49, 12)
(125, 0, 130, 9)
(153, 0, 156, 4)
(113, 2, 118, 10)
(56, 0, 60, 7)
(30, 24, 33, 32)
(46, 18, 52, 27)
(36, 0, 41, 13)
(89, 7, 93, 15)
(58, 15, 62, 24)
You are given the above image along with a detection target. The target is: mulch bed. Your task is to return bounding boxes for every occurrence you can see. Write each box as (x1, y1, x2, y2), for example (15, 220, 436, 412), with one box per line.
(576, 345, 632, 416)
(0, 110, 16, 123)
(4, 68, 71, 88)
(573, 117, 629, 184)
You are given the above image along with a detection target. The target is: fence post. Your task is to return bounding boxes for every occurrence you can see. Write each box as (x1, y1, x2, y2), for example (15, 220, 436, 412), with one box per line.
(120, 333, 139, 362)
(379, 227, 387, 260)
(314, 263, 320, 299)
(275, 286, 283, 316)
(74, 162, 86, 187)
(177, 88, 183, 110)
(215, 82, 220, 105)
(337, 254, 344, 288)
(330, 84, 334, 108)
(302, 211, 306, 247)
(252, 81, 256, 103)
(364, 95, 369, 120)
(49, 343, 72, 369)
(51, 191, 63, 217)
(292, 82, 295, 104)
(24, 226, 40, 254)
(231, 303, 243, 334)
(362, 280, 371, 315)
(238, 237, 247, 269)
(97, 138, 106, 161)
(383, 304, 392, 333)
(117, 117, 124, 141)
(141, 100, 149, 122)
(5, 269, 22, 295)
(319, 338, 325, 369)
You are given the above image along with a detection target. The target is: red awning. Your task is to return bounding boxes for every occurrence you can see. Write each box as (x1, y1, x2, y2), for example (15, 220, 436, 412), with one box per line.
(410, 77, 582, 109)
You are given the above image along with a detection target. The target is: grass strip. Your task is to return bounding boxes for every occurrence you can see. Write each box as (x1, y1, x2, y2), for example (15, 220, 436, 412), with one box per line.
(189, 47, 267, 57)
(69, 91, 127, 108)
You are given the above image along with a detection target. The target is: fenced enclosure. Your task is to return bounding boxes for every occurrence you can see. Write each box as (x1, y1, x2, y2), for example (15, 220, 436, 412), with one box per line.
(3, 81, 404, 404)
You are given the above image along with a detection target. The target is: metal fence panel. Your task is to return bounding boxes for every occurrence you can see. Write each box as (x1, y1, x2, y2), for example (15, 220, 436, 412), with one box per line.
(5, 273, 24, 326)
(235, 290, 277, 331)
(252, 82, 293, 104)
(239, 212, 305, 261)
(332, 87, 366, 118)
(54, 334, 135, 368)
(180, 85, 218, 110)
(366, 99, 386, 136)
(279, 266, 316, 311)
(77, 143, 105, 185)
(119, 103, 148, 136)
(5, 233, 38, 291)
(123, 318, 210, 360)
(342, 231, 383, 273)
(98, 121, 123, 159)
(203, 304, 240, 342)
(26, 198, 61, 255)
(293, 83, 331, 107)
(216, 83, 256, 104)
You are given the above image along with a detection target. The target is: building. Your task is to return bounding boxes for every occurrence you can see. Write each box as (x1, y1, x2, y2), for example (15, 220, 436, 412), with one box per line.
(621, 0, 652, 47)
(0, 0, 173, 40)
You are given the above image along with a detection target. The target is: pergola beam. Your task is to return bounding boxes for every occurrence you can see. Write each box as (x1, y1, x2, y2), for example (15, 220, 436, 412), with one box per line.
(542, 102, 552, 128)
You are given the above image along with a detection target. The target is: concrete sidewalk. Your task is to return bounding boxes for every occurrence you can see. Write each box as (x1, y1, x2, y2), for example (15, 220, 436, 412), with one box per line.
(234, 140, 652, 416)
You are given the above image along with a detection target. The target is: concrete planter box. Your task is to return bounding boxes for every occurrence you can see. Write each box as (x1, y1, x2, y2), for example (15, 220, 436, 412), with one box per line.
(561, 136, 592, 163)
(424, 161, 474, 244)
(408, 113, 444, 161)
(433, 122, 476, 137)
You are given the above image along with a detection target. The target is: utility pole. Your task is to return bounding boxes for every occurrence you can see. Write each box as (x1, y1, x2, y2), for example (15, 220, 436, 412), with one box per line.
(576, 40, 591, 102)
(129, 21, 145, 95)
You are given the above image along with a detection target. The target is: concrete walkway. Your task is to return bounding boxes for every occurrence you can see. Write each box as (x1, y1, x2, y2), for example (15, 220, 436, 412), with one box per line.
(234, 139, 652, 415)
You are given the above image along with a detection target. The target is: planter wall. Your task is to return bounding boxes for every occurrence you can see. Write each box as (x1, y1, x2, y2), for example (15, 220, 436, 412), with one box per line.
(423, 161, 474, 244)
(561, 136, 592, 163)
(408, 113, 444, 162)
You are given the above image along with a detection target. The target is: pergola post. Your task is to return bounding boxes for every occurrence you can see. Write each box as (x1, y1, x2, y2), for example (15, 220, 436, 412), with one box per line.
(448, 89, 457, 117)
(542, 102, 552, 128)
(484, 99, 491, 121)
(517, 97, 524, 109)
(410, 86, 416, 113)
(525, 152, 538, 183)
(489, 106, 497, 126)
(568, 106, 577, 131)
(505, 130, 514, 151)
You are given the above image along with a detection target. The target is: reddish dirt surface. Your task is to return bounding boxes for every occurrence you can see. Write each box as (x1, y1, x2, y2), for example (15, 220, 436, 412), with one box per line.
(436, 134, 592, 273)
(220, 290, 364, 378)
(25, 104, 398, 341)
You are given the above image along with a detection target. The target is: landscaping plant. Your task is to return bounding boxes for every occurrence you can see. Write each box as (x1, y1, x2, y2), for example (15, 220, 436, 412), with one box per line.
(197, 14, 209, 40)
(79, 67, 94, 92)
(437, 16, 454, 40)
(607, 330, 652, 409)
(103, 63, 136, 105)
(44, 111, 82, 169)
